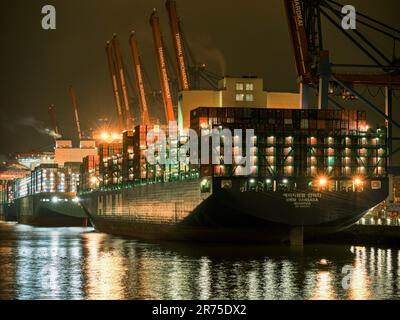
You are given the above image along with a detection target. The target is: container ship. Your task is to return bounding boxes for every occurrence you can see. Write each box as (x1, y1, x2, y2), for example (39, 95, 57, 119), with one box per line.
(77, 0, 389, 243)
(5, 139, 98, 227)
(0, 180, 17, 222)
(0, 161, 31, 222)
(79, 106, 388, 243)
(13, 162, 88, 227)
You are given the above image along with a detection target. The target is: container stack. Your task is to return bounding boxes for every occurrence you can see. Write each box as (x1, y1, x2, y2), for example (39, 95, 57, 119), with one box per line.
(0, 180, 14, 205)
(122, 130, 134, 184)
(80, 155, 100, 190)
(98, 142, 123, 187)
(133, 125, 149, 181)
(14, 163, 82, 199)
(79, 107, 386, 192)
(190, 107, 385, 180)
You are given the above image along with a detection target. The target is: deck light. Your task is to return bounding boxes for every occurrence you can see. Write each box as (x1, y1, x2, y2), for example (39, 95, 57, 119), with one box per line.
(354, 178, 363, 186)
(90, 177, 98, 184)
(101, 132, 109, 141)
(51, 196, 59, 203)
(112, 133, 119, 140)
(318, 177, 328, 187)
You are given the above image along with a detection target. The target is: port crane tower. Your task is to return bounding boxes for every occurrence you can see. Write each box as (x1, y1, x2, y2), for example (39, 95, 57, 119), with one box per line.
(105, 41, 125, 131)
(112, 35, 135, 130)
(150, 9, 176, 123)
(129, 31, 151, 127)
(165, 0, 222, 91)
(68, 86, 83, 140)
(285, 0, 400, 162)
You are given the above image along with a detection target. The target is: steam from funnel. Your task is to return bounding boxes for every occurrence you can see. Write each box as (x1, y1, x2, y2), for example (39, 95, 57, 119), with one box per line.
(190, 36, 226, 76)
(43, 128, 62, 139)
(18, 116, 62, 139)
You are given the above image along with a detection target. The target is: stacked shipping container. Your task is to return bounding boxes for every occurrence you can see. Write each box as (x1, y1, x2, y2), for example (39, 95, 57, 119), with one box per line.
(80, 155, 100, 191)
(190, 107, 385, 180)
(79, 107, 386, 192)
(14, 163, 81, 199)
(122, 130, 134, 183)
(98, 142, 123, 187)
(0, 180, 14, 205)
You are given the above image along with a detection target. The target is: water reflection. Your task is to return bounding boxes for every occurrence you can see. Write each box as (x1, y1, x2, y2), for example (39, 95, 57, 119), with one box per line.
(312, 271, 335, 300)
(13, 226, 86, 299)
(349, 247, 371, 300)
(83, 233, 126, 300)
(0, 221, 399, 300)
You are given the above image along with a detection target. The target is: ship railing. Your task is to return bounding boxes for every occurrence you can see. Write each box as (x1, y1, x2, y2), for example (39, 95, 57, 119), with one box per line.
(100, 213, 190, 225)
(357, 217, 400, 227)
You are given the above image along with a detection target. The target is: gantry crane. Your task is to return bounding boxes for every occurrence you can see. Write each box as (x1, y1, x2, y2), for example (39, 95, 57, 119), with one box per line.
(150, 9, 176, 123)
(112, 34, 134, 129)
(68, 86, 83, 140)
(165, 0, 190, 91)
(164, 0, 221, 91)
(284, 0, 400, 161)
(285, 0, 400, 103)
(284, 0, 313, 85)
(106, 41, 125, 131)
(129, 31, 151, 127)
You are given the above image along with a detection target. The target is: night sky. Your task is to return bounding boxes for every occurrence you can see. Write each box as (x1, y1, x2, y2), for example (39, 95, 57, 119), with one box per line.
(0, 0, 399, 158)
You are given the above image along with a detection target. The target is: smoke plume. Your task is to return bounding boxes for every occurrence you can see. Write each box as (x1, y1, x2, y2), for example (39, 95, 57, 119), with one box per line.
(189, 35, 227, 76)
(18, 116, 62, 139)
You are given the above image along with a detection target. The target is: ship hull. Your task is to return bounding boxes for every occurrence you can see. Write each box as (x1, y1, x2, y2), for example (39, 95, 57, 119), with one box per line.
(0, 203, 17, 222)
(80, 177, 389, 243)
(15, 193, 88, 227)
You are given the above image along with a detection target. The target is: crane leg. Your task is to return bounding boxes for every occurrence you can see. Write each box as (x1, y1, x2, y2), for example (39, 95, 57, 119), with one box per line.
(318, 76, 330, 110)
(386, 87, 393, 166)
(318, 51, 331, 110)
(299, 82, 311, 109)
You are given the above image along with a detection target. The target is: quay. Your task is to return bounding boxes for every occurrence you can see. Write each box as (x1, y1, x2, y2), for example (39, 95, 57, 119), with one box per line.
(314, 223, 400, 246)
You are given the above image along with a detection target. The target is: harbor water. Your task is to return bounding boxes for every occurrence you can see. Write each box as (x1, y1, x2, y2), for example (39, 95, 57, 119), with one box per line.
(0, 221, 399, 300)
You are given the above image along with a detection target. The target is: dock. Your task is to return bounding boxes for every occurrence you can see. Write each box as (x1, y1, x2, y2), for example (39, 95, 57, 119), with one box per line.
(313, 222, 400, 246)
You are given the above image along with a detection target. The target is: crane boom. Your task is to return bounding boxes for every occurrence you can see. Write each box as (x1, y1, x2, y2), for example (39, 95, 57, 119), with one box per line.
(112, 34, 134, 129)
(68, 86, 83, 140)
(106, 42, 125, 131)
(129, 32, 151, 127)
(334, 73, 400, 86)
(150, 9, 176, 123)
(284, 0, 313, 83)
(48, 104, 60, 137)
(165, 0, 190, 91)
